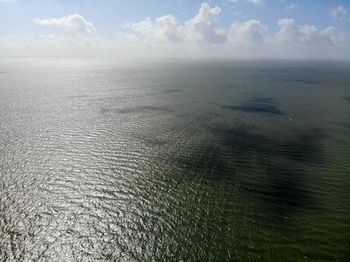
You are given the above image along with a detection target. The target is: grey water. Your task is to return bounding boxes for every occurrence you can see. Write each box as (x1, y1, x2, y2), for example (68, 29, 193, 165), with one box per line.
(0, 58, 349, 261)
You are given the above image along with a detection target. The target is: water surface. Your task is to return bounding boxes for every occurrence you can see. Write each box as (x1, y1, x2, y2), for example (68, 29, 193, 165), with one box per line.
(0, 58, 349, 261)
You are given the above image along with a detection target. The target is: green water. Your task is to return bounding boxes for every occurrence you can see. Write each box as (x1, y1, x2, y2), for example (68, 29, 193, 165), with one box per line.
(0, 59, 349, 261)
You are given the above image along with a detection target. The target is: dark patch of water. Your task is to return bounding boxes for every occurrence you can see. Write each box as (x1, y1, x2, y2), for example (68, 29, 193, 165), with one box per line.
(164, 89, 181, 93)
(101, 105, 175, 114)
(222, 97, 284, 115)
(167, 126, 327, 222)
(281, 79, 320, 85)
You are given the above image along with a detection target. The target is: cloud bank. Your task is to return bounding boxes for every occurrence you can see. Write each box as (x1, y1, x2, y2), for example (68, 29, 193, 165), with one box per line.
(124, 3, 349, 59)
(0, 2, 349, 59)
(129, 3, 226, 44)
(34, 14, 96, 36)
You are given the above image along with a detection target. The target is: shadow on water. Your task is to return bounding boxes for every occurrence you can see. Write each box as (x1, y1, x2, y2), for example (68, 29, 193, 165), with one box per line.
(281, 79, 320, 85)
(214, 127, 326, 165)
(213, 127, 326, 219)
(344, 97, 350, 102)
(340, 123, 350, 130)
(167, 125, 327, 222)
(164, 89, 181, 94)
(257, 69, 291, 73)
(227, 84, 243, 89)
(169, 144, 229, 179)
(222, 97, 285, 115)
(101, 105, 175, 114)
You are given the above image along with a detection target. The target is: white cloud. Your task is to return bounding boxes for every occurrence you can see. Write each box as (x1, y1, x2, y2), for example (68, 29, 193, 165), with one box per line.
(285, 4, 297, 11)
(329, 5, 348, 20)
(272, 18, 350, 50)
(319, 26, 350, 47)
(34, 14, 96, 36)
(129, 3, 226, 44)
(129, 7, 350, 51)
(183, 3, 226, 43)
(228, 20, 266, 46)
(124, 3, 350, 59)
(1, 2, 350, 59)
(156, 15, 182, 42)
(265, 19, 350, 59)
(130, 15, 182, 42)
(5, 14, 99, 57)
(275, 18, 318, 46)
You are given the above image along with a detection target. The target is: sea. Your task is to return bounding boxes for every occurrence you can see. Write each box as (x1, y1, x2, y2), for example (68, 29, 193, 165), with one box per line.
(0, 58, 349, 261)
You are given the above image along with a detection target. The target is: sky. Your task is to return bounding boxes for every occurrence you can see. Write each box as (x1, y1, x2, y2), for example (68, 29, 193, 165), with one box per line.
(0, 0, 350, 59)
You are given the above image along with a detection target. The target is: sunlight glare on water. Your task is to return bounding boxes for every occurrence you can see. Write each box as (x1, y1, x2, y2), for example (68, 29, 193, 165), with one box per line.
(0, 58, 349, 261)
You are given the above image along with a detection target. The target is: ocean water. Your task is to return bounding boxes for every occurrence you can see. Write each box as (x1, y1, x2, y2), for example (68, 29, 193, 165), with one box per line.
(0, 58, 349, 261)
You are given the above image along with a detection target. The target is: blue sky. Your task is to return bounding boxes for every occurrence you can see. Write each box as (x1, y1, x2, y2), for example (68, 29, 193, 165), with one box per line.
(0, 0, 349, 58)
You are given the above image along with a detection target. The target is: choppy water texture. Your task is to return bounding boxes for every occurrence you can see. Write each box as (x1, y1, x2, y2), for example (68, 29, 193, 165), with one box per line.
(0, 58, 350, 261)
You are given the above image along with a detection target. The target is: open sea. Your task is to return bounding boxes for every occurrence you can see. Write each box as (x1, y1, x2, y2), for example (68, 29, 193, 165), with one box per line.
(0, 58, 349, 261)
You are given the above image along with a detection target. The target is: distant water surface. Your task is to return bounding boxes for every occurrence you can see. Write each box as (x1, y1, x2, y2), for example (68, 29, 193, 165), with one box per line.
(0, 58, 349, 261)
